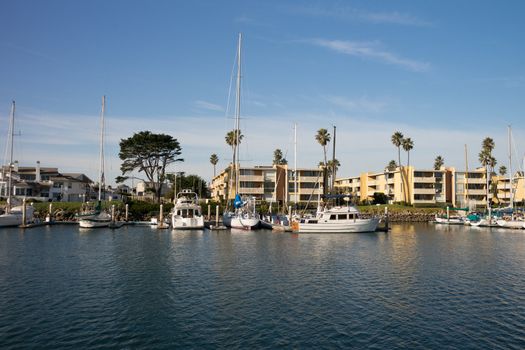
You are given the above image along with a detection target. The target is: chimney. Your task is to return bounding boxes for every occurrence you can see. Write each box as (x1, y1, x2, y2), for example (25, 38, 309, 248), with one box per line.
(36, 161, 41, 182)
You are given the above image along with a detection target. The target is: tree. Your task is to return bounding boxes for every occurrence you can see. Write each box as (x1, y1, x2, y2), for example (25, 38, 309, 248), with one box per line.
(387, 160, 397, 171)
(315, 128, 331, 166)
(225, 129, 244, 150)
(165, 173, 210, 200)
(402, 137, 414, 167)
(434, 155, 444, 170)
(273, 149, 288, 165)
(118, 131, 183, 203)
(210, 154, 219, 177)
(391, 131, 406, 202)
(479, 137, 496, 209)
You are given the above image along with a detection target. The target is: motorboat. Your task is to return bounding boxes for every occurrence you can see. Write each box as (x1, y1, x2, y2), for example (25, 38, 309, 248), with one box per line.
(292, 205, 379, 233)
(171, 189, 204, 230)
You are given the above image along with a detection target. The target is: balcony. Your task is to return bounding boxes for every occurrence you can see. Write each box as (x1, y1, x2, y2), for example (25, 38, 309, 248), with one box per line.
(367, 180, 377, 186)
(413, 188, 436, 195)
(466, 189, 486, 195)
(238, 188, 264, 194)
(239, 175, 264, 182)
(464, 177, 486, 184)
(300, 176, 321, 182)
(413, 177, 435, 183)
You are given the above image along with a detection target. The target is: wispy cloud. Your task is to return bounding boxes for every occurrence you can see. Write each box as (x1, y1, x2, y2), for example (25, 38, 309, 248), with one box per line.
(307, 39, 430, 72)
(324, 95, 388, 113)
(288, 4, 432, 27)
(194, 100, 224, 112)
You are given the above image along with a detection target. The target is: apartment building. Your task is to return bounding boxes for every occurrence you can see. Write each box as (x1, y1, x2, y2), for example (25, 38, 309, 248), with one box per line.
(492, 173, 525, 206)
(335, 166, 453, 205)
(210, 164, 324, 205)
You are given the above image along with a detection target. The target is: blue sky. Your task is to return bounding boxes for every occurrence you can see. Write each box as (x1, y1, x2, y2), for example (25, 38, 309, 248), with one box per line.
(1, 0, 524, 185)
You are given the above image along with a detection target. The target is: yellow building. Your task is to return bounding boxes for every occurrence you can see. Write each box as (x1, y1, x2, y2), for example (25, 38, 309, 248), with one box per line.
(210, 164, 324, 205)
(335, 165, 524, 208)
(335, 166, 453, 205)
(492, 173, 525, 206)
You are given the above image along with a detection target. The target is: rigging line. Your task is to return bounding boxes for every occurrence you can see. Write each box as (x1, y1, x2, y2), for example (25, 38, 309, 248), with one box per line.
(224, 47, 237, 123)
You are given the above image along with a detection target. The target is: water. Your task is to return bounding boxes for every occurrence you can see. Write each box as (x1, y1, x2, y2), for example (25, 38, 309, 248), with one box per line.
(1, 223, 525, 349)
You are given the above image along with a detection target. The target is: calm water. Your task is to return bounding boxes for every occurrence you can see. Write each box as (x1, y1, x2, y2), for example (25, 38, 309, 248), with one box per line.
(1, 223, 525, 349)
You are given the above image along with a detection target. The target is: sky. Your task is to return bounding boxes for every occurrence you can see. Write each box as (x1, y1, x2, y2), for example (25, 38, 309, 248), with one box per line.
(1, 0, 525, 186)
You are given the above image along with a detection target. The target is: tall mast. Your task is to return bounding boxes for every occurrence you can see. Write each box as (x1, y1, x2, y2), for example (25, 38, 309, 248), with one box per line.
(464, 144, 469, 207)
(294, 123, 297, 208)
(508, 125, 513, 209)
(98, 96, 106, 202)
(6, 101, 15, 210)
(234, 32, 242, 194)
(331, 125, 336, 192)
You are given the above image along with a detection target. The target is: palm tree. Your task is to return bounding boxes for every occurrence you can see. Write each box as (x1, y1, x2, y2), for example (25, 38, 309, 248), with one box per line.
(479, 148, 491, 208)
(434, 155, 444, 170)
(325, 159, 340, 175)
(315, 128, 331, 166)
(387, 160, 397, 171)
(225, 129, 244, 150)
(480, 137, 496, 208)
(499, 165, 507, 205)
(273, 149, 287, 165)
(402, 137, 414, 167)
(391, 131, 405, 202)
(210, 154, 219, 177)
(482, 137, 495, 154)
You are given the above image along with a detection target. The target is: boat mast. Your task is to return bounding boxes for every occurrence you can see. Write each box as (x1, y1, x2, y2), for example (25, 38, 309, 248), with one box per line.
(464, 144, 469, 207)
(508, 125, 513, 209)
(234, 33, 243, 195)
(98, 96, 106, 202)
(294, 122, 297, 213)
(6, 101, 15, 211)
(331, 125, 336, 192)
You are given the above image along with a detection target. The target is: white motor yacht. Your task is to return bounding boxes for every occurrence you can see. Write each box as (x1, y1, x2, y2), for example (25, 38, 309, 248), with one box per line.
(171, 189, 204, 230)
(292, 205, 379, 233)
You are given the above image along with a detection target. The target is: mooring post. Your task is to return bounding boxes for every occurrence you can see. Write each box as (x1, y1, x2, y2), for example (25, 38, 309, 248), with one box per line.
(47, 202, 53, 222)
(159, 204, 164, 228)
(22, 198, 27, 226)
(216, 205, 219, 225)
(208, 205, 211, 221)
(125, 204, 129, 222)
(111, 205, 115, 223)
(385, 206, 389, 231)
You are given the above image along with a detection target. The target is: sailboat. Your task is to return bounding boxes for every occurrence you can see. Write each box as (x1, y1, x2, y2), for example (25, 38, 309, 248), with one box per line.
(222, 33, 261, 230)
(0, 101, 35, 227)
(78, 96, 112, 228)
(291, 126, 380, 233)
(496, 126, 525, 229)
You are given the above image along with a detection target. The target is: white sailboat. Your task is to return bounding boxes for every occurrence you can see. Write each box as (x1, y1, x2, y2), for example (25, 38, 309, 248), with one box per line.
(0, 101, 34, 227)
(222, 33, 261, 230)
(171, 189, 205, 229)
(496, 126, 525, 229)
(79, 96, 111, 228)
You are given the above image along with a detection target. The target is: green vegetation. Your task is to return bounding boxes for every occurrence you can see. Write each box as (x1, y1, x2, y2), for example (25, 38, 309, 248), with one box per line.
(118, 131, 183, 203)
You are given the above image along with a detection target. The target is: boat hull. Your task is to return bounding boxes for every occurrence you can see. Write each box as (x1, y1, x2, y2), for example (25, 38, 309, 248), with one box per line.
(172, 216, 205, 230)
(231, 217, 260, 230)
(496, 219, 525, 229)
(0, 206, 35, 227)
(296, 218, 380, 233)
(78, 212, 111, 228)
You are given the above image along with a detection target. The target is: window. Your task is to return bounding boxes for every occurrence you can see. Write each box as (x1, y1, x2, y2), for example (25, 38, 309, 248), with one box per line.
(337, 214, 347, 220)
(301, 171, 319, 177)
